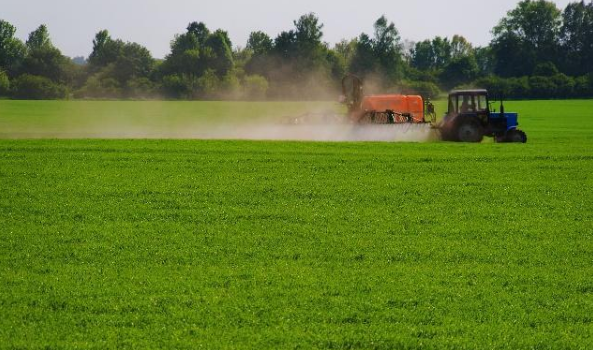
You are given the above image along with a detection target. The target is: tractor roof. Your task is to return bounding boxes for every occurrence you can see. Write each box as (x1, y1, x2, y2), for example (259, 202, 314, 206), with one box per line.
(450, 89, 488, 95)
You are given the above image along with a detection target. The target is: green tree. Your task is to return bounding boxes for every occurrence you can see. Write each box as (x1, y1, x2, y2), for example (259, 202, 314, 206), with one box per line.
(160, 22, 237, 99)
(333, 39, 357, 65)
(26, 25, 52, 51)
(410, 40, 434, 71)
(372, 15, 404, 82)
(203, 30, 234, 77)
(440, 55, 479, 89)
(112, 42, 155, 86)
(349, 16, 404, 86)
(244, 31, 273, 77)
(21, 25, 74, 86)
(273, 30, 297, 59)
(431, 37, 451, 69)
(0, 20, 26, 76)
(474, 46, 494, 76)
(83, 30, 155, 98)
(242, 74, 268, 99)
(450, 35, 473, 59)
(560, 1, 593, 75)
(533, 61, 559, 76)
(491, 0, 562, 76)
(349, 34, 379, 78)
(186, 22, 210, 45)
(11, 74, 67, 99)
(246, 31, 273, 56)
(0, 70, 10, 96)
(88, 30, 124, 70)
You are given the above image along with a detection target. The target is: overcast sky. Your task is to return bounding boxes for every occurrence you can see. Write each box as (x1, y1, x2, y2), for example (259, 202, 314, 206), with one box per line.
(1, 0, 573, 59)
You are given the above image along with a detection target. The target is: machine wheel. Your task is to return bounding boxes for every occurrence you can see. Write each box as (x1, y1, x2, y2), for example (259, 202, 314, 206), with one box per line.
(505, 129, 527, 143)
(456, 120, 484, 143)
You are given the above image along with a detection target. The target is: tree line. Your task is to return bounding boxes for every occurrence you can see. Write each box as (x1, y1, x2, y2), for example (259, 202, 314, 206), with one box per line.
(0, 0, 592, 100)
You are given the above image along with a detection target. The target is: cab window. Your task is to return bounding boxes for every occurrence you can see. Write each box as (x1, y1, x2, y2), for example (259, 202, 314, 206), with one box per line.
(457, 95, 476, 113)
(477, 95, 488, 112)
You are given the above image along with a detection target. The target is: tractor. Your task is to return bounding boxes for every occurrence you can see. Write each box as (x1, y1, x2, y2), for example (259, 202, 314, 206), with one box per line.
(439, 89, 527, 143)
(287, 74, 528, 143)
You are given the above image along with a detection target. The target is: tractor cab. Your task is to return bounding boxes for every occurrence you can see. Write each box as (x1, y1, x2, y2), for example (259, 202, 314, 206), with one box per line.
(440, 89, 527, 143)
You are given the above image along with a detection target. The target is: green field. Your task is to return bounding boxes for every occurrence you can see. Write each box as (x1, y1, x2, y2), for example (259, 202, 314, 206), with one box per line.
(1, 100, 592, 348)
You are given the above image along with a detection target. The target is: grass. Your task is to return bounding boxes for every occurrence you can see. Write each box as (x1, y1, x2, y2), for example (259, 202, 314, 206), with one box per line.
(0, 100, 592, 349)
(0, 100, 337, 138)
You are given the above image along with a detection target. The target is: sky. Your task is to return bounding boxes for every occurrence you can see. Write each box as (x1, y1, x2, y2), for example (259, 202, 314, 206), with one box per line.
(1, 0, 574, 59)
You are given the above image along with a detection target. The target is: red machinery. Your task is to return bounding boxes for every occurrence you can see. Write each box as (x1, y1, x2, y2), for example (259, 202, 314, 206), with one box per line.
(342, 74, 436, 125)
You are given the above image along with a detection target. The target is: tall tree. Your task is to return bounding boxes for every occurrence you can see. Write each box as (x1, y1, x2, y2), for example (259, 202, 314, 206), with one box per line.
(431, 37, 452, 70)
(111, 42, 154, 84)
(491, 0, 562, 76)
(293, 13, 329, 73)
(410, 39, 434, 71)
(0, 19, 26, 76)
(26, 25, 52, 51)
(560, 1, 593, 75)
(203, 29, 234, 76)
(186, 22, 210, 45)
(349, 16, 404, 86)
(349, 33, 379, 78)
(21, 25, 73, 83)
(246, 31, 273, 56)
(450, 35, 473, 59)
(88, 30, 124, 70)
(372, 15, 404, 81)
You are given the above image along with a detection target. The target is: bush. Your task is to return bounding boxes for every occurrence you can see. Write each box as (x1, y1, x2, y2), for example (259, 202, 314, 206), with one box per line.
(533, 62, 559, 77)
(529, 76, 557, 98)
(474, 76, 511, 97)
(124, 77, 157, 99)
(197, 69, 220, 98)
(11, 74, 67, 99)
(0, 71, 10, 97)
(574, 76, 592, 97)
(551, 74, 575, 98)
(219, 71, 241, 99)
(474, 74, 591, 99)
(161, 74, 197, 99)
(242, 74, 269, 100)
(75, 74, 122, 99)
(507, 77, 530, 98)
(402, 81, 441, 99)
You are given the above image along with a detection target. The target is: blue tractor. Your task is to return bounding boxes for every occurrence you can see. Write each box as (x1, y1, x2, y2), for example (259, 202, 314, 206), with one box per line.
(439, 89, 527, 143)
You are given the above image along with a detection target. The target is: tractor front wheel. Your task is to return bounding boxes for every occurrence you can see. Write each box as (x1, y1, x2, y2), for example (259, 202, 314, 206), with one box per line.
(504, 129, 527, 143)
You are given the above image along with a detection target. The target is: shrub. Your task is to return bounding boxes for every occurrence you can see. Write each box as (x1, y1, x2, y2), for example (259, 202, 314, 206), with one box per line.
(402, 81, 441, 99)
(507, 77, 530, 98)
(161, 74, 197, 99)
(474, 76, 511, 97)
(574, 76, 592, 97)
(533, 62, 559, 77)
(0, 71, 10, 97)
(11, 74, 67, 99)
(551, 74, 575, 98)
(529, 76, 556, 99)
(75, 74, 122, 99)
(219, 71, 241, 99)
(124, 77, 157, 99)
(197, 69, 220, 98)
(242, 74, 269, 100)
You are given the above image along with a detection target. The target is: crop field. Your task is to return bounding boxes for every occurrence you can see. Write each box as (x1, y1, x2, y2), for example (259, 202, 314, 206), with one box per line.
(1, 100, 592, 348)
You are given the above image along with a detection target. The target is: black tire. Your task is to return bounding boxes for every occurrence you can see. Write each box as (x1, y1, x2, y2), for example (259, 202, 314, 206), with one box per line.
(505, 129, 527, 143)
(456, 119, 484, 143)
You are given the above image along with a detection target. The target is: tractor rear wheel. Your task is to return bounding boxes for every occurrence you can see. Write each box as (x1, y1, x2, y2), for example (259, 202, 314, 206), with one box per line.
(456, 120, 484, 143)
(505, 129, 527, 143)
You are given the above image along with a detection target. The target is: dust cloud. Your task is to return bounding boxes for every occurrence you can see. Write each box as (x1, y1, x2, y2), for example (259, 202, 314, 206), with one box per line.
(3, 117, 438, 142)
(186, 122, 438, 142)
